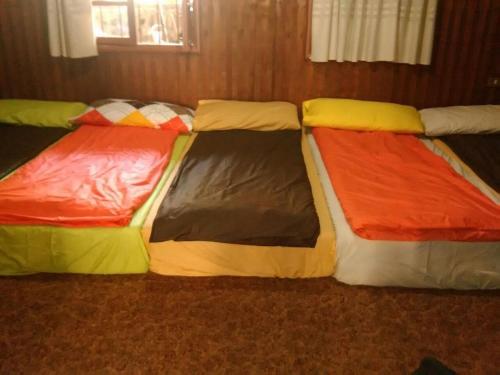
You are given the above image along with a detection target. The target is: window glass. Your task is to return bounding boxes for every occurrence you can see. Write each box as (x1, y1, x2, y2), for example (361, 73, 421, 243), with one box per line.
(92, 5, 130, 38)
(135, 0, 184, 45)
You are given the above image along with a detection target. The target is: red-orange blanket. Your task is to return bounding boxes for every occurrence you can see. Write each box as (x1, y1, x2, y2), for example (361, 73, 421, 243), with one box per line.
(0, 125, 178, 227)
(313, 128, 500, 241)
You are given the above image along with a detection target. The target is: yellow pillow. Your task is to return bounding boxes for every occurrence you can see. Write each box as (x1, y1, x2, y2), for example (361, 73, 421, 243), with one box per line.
(302, 98, 424, 134)
(193, 100, 300, 131)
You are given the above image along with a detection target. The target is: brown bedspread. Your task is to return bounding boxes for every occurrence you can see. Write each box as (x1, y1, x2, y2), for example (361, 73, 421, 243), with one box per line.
(0, 123, 71, 179)
(150, 130, 320, 247)
(438, 134, 499, 193)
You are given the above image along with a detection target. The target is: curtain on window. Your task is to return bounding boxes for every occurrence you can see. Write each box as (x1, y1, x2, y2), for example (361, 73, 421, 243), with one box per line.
(47, 0, 98, 58)
(310, 0, 438, 64)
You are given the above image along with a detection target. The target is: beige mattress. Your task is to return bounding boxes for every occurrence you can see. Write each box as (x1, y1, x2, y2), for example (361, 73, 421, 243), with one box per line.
(142, 132, 336, 278)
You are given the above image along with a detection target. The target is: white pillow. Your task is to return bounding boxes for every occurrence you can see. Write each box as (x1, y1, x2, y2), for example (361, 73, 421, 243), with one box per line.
(419, 105, 500, 136)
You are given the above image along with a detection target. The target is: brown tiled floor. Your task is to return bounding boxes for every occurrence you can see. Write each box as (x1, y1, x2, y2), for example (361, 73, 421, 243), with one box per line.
(0, 274, 498, 374)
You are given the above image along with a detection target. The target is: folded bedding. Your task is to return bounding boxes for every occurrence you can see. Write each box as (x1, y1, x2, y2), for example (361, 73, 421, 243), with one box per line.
(150, 130, 320, 247)
(434, 134, 499, 193)
(0, 125, 178, 227)
(0, 123, 71, 179)
(312, 128, 500, 242)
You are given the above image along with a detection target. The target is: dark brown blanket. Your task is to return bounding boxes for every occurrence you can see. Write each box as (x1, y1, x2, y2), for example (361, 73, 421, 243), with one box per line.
(0, 123, 71, 179)
(439, 134, 499, 193)
(150, 130, 320, 247)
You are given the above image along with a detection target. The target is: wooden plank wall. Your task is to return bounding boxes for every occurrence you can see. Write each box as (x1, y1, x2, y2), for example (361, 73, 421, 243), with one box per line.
(0, 0, 499, 108)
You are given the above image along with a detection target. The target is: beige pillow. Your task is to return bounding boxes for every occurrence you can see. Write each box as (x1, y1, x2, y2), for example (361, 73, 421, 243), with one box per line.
(193, 100, 300, 131)
(420, 105, 500, 136)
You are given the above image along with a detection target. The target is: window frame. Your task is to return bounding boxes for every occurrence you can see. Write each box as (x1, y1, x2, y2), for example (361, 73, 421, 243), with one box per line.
(92, 0, 200, 53)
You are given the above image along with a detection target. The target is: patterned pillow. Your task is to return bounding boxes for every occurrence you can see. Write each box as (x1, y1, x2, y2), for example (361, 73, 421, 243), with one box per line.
(72, 99, 193, 133)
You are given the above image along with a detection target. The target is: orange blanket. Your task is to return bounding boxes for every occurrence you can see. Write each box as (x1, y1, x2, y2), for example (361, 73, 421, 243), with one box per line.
(0, 125, 177, 227)
(313, 128, 500, 241)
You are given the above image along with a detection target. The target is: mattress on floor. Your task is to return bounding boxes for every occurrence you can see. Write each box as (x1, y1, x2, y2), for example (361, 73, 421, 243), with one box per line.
(307, 131, 500, 289)
(0, 135, 189, 276)
(142, 131, 336, 278)
(0, 122, 71, 179)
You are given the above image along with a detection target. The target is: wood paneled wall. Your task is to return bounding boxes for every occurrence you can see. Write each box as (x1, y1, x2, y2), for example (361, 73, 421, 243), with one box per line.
(1, 0, 499, 108)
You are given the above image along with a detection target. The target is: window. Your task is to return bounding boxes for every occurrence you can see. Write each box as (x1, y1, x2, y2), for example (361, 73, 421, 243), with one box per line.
(92, 0, 199, 52)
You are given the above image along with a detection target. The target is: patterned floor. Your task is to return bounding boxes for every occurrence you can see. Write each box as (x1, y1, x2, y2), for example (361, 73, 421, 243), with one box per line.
(0, 274, 498, 374)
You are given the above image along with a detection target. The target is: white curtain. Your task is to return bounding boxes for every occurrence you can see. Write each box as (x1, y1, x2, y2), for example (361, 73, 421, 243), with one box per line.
(47, 0, 98, 58)
(310, 0, 438, 64)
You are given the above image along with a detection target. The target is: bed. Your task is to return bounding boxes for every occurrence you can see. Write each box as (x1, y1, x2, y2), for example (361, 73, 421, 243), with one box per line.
(0, 122, 71, 179)
(307, 128, 500, 289)
(142, 129, 336, 278)
(0, 125, 189, 275)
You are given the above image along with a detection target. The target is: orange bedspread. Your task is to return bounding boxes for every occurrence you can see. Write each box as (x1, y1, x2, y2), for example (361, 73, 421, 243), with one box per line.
(0, 125, 177, 227)
(313, 128, 500, 241)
